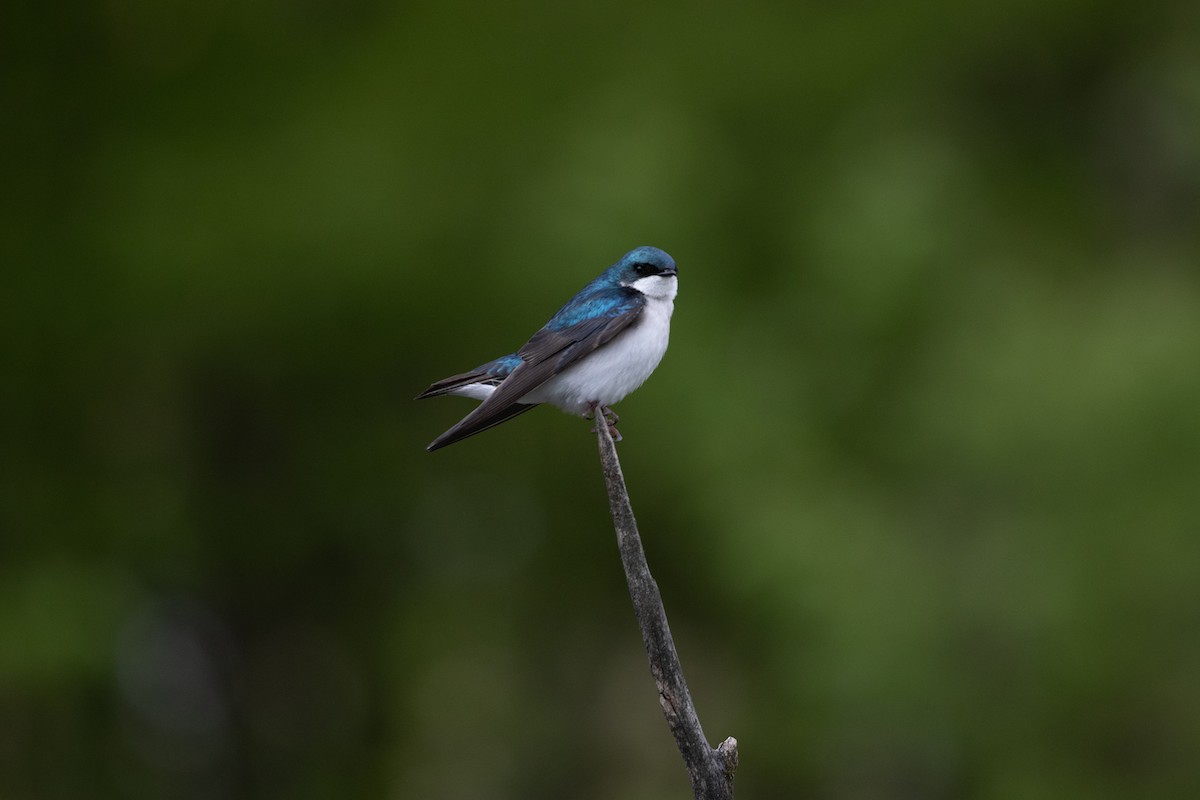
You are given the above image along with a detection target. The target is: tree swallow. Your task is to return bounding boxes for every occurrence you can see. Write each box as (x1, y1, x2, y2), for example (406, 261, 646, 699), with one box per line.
(417, 246, 678, 451)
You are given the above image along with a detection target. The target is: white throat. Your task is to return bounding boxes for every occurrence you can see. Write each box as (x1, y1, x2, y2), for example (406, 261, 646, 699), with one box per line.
(625, 273, 678, 301)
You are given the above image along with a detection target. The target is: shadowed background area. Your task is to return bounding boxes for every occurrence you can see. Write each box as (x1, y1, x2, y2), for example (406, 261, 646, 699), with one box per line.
(4, 1, 1200, 798)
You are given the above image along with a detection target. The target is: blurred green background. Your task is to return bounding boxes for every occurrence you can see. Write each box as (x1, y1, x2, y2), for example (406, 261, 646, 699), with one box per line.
(5, 1, 1200, 798)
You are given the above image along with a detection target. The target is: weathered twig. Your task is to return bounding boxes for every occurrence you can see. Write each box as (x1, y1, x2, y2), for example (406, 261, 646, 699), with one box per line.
(595, 423, 738, 799)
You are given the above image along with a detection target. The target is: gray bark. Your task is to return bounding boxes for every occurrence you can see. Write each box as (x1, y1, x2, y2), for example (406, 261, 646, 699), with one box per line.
(595, 423, 738, 799)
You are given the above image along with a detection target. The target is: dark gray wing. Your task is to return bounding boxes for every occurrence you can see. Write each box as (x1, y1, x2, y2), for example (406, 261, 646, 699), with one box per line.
(425, 402, 537, 451)
(425, 305, 644, 451)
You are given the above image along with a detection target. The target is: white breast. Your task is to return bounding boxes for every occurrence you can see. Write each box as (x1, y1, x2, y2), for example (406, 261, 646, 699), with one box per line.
(524, 275, 677, 414)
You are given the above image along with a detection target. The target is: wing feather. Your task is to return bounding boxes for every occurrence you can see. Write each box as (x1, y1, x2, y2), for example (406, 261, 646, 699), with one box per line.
(424, 295, 644, 451)
(426, 402, 537, 451)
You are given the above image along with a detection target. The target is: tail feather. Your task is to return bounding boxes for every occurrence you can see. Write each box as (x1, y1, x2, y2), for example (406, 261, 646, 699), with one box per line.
(417, 353, 522, 400)
(415, 369, 491, 400)
(420, 353, 532, 450)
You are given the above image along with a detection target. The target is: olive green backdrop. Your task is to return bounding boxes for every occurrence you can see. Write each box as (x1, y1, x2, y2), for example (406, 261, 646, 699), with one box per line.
(5, 1, 1199, 798)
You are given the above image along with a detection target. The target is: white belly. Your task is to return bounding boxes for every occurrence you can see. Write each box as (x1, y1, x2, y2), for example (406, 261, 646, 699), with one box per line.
(523, 295, 674, 414)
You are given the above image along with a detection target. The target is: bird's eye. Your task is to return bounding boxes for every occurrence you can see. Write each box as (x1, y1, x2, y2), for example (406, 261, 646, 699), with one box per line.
(634, 263, 654, 275)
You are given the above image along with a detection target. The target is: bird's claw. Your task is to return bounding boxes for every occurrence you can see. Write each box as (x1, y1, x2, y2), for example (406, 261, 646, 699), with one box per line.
(586, 402, 622, 442)
(588, 422, 622, 441)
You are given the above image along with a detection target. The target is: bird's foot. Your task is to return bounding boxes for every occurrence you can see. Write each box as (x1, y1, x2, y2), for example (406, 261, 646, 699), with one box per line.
(586, 402, 622, 442)
(590, 421, 622, 441)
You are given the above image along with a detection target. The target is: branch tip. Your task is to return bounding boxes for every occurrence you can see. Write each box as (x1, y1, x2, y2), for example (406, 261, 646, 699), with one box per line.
(717, 737, 739, 774)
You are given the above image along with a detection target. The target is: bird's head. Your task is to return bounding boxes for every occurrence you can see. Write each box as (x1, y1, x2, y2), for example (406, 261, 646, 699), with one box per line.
(615, 246, 678, 299)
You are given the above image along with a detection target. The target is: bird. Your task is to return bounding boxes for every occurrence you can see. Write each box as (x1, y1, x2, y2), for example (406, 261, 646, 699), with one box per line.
(417, 245, 678, 451)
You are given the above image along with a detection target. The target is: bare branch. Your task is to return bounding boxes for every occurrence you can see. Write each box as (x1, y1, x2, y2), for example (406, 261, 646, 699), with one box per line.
(595, 423, 738, 799)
